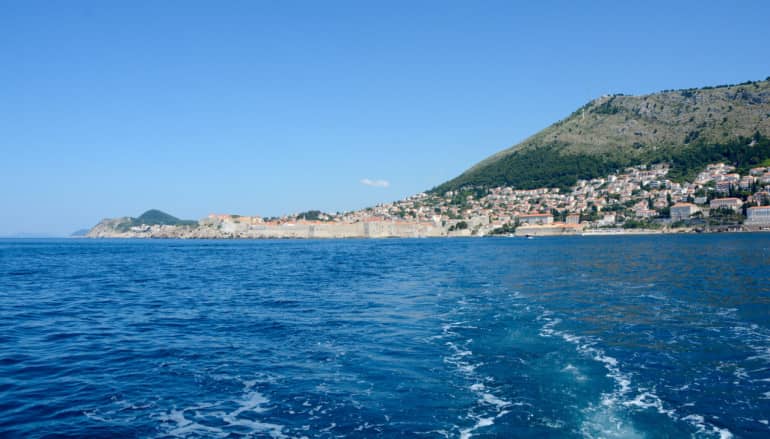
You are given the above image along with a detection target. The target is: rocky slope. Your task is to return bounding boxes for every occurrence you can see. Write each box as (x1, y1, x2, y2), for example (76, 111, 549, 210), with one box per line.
(433, 77, 770, 193)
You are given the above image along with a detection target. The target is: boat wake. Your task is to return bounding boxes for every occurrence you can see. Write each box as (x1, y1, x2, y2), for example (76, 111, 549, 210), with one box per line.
(439, 322, 517, 439)
(154, 379, 286, 439)
(538, 311, 733, 439)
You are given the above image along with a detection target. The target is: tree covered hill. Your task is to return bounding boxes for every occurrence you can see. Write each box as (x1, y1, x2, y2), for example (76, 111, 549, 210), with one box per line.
(114, 209, 197, 231)
(432, 77, 770, 193)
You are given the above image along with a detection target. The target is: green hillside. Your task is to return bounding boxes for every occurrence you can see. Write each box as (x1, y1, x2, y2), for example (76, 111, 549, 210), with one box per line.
(115, 209, 197, 231)
(432, 77, 770, 193)
(134, 209, 196, 226)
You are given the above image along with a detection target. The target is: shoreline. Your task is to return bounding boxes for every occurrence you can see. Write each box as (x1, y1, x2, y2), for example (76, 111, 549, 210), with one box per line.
(76, 227, 769, 240)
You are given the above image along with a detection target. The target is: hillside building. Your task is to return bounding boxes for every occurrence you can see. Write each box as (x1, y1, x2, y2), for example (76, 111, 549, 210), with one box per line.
(518, 213, 553, 225)
(566, 214, 581, 224)
(670, 203, 700, 221)
(709, 198, 743, 211)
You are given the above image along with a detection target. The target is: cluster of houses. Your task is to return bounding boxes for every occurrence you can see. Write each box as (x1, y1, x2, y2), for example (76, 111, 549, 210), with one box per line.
(358, 162, 770, 234)
(668, 163, 770, 228)
(207, 162, 770, 236)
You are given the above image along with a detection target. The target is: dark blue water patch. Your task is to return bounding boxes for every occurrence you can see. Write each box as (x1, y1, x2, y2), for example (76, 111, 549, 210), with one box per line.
(0, 236, 769, 438)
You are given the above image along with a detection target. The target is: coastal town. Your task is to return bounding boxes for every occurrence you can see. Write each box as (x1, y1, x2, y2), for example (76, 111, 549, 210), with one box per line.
(349, 161, 770, 237)
(88, 161, 770, 238)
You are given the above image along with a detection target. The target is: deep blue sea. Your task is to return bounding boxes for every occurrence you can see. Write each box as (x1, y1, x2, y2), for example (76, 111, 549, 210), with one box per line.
(1, 235, 770, 438)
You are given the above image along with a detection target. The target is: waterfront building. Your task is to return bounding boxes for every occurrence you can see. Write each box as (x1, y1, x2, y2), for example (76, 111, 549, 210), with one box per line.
(518, 213, 553, 225)
(566, 214, 581, 224)
(746, 206, 770, 225)
(597, 214, 616, 227)
(670, 203, 700, 221)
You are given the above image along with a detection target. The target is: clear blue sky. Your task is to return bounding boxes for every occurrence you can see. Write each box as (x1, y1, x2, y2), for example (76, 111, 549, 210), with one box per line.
(2, 1, 769, 235)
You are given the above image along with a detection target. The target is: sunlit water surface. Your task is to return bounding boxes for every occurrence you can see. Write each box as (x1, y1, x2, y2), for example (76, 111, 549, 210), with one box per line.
(1, 235, 769, 438)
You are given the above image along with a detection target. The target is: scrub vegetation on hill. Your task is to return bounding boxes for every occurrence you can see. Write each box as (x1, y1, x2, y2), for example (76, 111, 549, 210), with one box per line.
(115, 209, 197, 231)
(433, 77, 770, 193)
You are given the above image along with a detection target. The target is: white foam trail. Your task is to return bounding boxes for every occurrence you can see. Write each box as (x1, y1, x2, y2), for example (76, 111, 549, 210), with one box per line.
(469, 382, 512, 410)
(160, 409, 227, 438)
(155, 381, 286, 438)
(682, 415, 734, 439)
(622, 392, 675, 418)
(231, 390, 270, 416)
(459, 416, 495, 439)
(538, 311, 735, 439)
(83, 411, 113, 423)
(439, 319, 515, 438)
(562, 364, 588, 382)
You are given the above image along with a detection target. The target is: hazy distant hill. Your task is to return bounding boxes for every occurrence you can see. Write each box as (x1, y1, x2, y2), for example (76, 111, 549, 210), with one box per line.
(87, 209, 198, 236)
(433, 77, 770, 193)
(129, 209, 197, 227)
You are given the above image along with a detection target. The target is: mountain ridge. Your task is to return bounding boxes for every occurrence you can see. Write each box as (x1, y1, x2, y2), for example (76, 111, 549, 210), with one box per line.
(432, 77, 770, 193)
